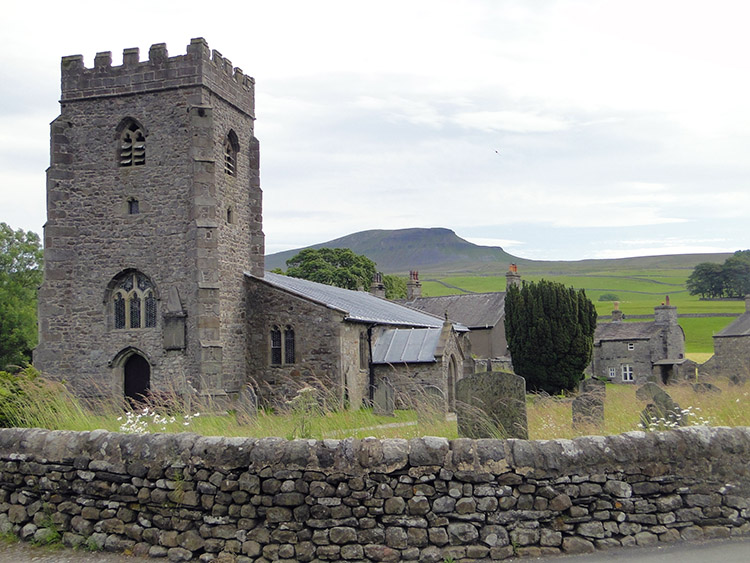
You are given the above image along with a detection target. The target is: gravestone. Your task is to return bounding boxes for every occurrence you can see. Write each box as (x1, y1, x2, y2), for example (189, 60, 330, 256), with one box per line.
(455, 372, 528, 439)
(572, 378, 605, 430)
(636, 382, 685, 428)
(373, 378, 395, 416)
(236, 383, 258, 423)
(692, 382, 721, 394)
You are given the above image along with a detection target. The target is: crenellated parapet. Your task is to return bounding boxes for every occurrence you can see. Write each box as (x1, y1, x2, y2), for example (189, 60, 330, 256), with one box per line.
(60, 37, 254, 116)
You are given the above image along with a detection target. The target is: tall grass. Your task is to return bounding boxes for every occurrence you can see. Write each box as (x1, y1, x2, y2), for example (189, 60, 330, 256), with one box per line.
(3, 370, 748, 442)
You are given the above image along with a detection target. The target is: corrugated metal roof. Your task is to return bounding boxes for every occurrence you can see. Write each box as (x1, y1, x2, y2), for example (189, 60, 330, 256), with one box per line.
(371, 328, 441, 364)
(404, 292, 506, 328)
(715, 312, 750, 338)
(250, 272, 455, 328)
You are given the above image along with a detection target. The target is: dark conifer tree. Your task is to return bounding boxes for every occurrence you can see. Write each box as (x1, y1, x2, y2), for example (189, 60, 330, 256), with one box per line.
(505, 280, 597, 394)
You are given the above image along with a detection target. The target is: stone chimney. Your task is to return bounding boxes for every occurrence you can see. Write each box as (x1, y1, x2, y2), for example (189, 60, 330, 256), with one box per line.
(654, 295, 678, 325)
(370, 272, 385, 298)
(611, 301, 623, 322)
(505, 263, 521, 290)
(407, 270, 422, 300)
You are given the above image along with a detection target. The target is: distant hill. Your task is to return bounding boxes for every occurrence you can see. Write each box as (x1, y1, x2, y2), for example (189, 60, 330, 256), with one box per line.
(264, 227, 731, 276)
(264, 228, 520, 274)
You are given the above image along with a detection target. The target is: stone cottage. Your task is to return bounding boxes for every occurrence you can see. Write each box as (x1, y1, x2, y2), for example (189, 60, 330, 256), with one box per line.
(589, 298, 690, 384)
(700, 295, 750, 380)
(34, 38, 469, 410)
(401, 265, 521, 361)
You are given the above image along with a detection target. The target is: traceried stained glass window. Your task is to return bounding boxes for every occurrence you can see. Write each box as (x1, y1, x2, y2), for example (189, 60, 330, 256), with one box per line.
(111, 271, 157, 330)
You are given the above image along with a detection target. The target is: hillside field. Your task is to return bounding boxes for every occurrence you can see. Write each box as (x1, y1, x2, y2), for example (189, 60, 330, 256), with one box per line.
(420, 268, 745, 355)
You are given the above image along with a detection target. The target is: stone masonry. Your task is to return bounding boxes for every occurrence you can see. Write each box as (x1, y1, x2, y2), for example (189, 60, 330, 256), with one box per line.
(34, 38, 263, 402)
(2, 427, 750, 562)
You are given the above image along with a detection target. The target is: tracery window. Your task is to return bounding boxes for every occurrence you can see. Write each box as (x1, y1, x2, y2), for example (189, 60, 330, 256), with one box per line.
(111, 271, 157, 329)
(270, 324, 296, 365)
(224, 130, 239, 176)
(119, 121, 146, 167)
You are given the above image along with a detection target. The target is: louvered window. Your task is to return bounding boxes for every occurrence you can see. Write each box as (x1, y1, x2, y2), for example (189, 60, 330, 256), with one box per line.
(120, 122, 146, 167)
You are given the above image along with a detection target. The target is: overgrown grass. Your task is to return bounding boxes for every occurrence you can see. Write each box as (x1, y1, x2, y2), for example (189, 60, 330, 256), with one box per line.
(3, 370, 748, 442)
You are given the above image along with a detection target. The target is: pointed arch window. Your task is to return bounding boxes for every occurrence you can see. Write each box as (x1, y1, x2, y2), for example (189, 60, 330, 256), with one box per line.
(224, 130, 239, 176)
(119, 120, 146, 167)
(111, 271, 157, 329)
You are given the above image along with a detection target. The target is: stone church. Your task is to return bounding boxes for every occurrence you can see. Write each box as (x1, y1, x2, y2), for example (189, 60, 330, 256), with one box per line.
(34, 38, 468, 409)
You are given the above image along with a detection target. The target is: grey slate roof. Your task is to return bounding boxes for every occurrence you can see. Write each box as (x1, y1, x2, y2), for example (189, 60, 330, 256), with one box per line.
(594, 321, 662, 343)
(715, 312, 750, 338)
(404, 292, 506, 328)
(251, 272, 458, 328)
(371, 328, 441, 364)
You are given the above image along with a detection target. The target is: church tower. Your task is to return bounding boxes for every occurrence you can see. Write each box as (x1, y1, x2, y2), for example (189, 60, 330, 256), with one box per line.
(35, 38, 263, 403)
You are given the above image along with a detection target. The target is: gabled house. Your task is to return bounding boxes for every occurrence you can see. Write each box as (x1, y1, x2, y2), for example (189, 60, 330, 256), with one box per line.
(590, 298, 689, 384)
(400, 265, 521, 361)
(701, 295, 750, 380)
(245, 272, 469, 409)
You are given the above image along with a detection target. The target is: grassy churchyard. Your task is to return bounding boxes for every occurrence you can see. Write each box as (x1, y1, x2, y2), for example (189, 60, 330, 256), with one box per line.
(3, 366, 749, 442)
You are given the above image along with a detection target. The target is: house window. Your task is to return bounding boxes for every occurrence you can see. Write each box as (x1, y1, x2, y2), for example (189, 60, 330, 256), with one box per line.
(608, 367, 616, 380)
(224, 131, 239, 176)
(621, 364, 634, 382)
(111, 271, 157, 329)
(627, 342, 635, 351)
(119, 120, 146, 167)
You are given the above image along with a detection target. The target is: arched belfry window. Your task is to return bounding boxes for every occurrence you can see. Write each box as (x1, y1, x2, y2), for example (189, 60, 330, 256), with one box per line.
(224, 130, 239, 176)
(117, 119, 146, 167)
(110, 271, 157, 329)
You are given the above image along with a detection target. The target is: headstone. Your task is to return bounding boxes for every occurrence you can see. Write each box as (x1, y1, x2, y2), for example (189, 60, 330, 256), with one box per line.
(455, 371, 528, 439)
(692, 382, 721, 394)
(422, 385, 446, 412)
(373, 378, 395, 417)
(572, 378, 605, 431)
(636, 383, 685, 429)
(579, 378, 606, 397)
(237, 383, 258, 422)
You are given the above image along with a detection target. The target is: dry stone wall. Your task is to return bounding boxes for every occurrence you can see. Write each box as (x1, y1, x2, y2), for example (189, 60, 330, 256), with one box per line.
(2, 427, 750, 562)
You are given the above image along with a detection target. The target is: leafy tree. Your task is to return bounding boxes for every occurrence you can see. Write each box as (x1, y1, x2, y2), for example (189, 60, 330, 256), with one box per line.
(723, 251, 750, 298)
(505, 279, 597, 394)
(686, 262, 725, 299)
(383, 274, 407, 299)
(285, 248, 377, 291)
(0, 223, 43, 370)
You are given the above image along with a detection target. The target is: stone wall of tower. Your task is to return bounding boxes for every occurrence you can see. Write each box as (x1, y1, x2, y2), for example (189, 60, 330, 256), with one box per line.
(35, 38, 263, 400)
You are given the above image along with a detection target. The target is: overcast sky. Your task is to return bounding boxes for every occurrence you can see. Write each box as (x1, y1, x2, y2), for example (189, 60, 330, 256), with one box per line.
(1, 1, 748, 261)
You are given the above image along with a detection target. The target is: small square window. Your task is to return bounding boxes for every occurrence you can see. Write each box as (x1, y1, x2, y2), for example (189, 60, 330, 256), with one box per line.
(627, 342, 635, 351)
(608, 367, 616, 379)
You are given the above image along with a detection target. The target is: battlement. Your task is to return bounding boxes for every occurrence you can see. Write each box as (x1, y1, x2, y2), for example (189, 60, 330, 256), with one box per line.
(61, 38, 254, 116)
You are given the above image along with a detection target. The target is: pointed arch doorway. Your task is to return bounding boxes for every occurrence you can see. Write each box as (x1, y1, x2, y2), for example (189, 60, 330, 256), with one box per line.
(124, 354, 150, 403)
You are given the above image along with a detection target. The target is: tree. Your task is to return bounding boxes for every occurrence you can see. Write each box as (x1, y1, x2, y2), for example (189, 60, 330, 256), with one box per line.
(0, 223, 43, 370)
(686, 262, 725, 299)
(285, 248, 377, 291)
(504, 279, 597, 394)
(723, 251, 750, 298)
(383, 274, 407, 299)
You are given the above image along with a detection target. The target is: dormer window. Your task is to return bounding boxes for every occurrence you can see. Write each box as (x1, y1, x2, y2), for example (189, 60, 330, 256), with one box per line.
(119, 120, 146, 167)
